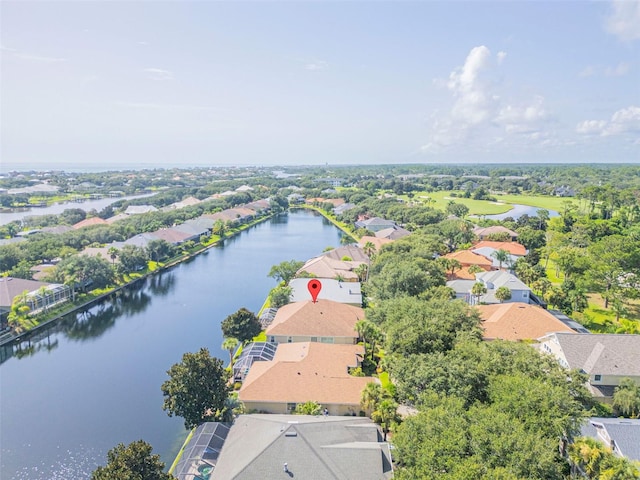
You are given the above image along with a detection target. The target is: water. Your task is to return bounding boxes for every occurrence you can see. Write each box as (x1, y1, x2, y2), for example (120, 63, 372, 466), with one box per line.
(0, 194, 154, 226)
(0, 210, 345, 479)
(480, 204, 559, 221)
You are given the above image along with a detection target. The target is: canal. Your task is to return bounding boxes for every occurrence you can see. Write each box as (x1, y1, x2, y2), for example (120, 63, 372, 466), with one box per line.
(0, 210, 345, 479)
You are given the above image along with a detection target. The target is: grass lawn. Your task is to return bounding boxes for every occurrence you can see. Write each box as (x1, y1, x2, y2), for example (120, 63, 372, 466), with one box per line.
(573, 294, 640, 334)
(490, 193, 579, 212)
(397, 190, 580, 216)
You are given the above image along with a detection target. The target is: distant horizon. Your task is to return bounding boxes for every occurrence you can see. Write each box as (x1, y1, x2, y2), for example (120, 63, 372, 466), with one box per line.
(2, 1, 638, 168)
(3, 159, 640, 175)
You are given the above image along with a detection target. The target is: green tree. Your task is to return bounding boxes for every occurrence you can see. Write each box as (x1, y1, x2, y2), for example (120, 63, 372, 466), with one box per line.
(161, 348, 231, 429)
(471, 281, 487, 304)
(494, 286, 512, 303)
(269, 285, 292, 308)
(268, 259, 304, 284)
(491, 249, 511, 270)
(50, 254, 115, 291)
(107, 246, 119, 265)
(294, 401, 322, 415)
(221, 337, 239, 367)
(221, 308, 261, 344)
(91, 440, 175, 480)
(612, 378, 640, 418)
(146, 239, 175, 262)
(212, 219, 227, 239)
(117, 245, 148, 273)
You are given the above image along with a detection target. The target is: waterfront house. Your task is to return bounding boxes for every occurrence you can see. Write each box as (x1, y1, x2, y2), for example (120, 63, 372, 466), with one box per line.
(72, 217, 108, 229)
(297, 256, 362, 282)
(266, 299, 364, 344)
(358, 236, 393, 253)
(322, 245, 370, 263)
(354, 217, 397, 233)
(238, 342, 374, 416)
(375, 226, 411, 240)
(0, 277, 71, 327)
(538, 333, 640, 400)
(289, 278, 363, 306)
(124, 205, 158, 215)
(207, 415, 393, 480)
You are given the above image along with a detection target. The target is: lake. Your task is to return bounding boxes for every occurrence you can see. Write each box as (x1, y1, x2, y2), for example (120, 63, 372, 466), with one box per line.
(0, 210, 345, 479)
(0, 194, 154, 226)
(479, 203, 559, 221)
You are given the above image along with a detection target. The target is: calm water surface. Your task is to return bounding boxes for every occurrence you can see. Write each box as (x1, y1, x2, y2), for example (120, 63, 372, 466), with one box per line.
(0, 194, 154, 226)
(0, 210, 344, 479)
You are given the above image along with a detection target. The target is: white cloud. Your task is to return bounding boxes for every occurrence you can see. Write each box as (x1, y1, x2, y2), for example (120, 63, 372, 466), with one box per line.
(576, 106, 640, 136)
(423, 46, 554, 153)
(496, 96, 549, 134)
(116, 101, 214, 111)
(305, 60, 329, 71)
(580, 62, 631, 77)
(576, 120, 608, 135)
(446, 45, 496, 125)
(605, 0, 640, 41)
(579, 65, 596, 77)
(2, 45, 66, 63)
(143, 68, 174, 80)
(604, 62, 630, 76)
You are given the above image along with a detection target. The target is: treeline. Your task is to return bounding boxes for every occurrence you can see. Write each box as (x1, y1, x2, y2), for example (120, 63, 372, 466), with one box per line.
(361, 233, 639, 479)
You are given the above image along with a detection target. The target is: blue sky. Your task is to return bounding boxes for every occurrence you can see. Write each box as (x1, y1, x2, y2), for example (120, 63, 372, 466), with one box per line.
(1, 1, 639, 168)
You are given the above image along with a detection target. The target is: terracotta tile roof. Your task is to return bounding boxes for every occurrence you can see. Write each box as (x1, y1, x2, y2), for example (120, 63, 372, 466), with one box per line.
(473, 225, 518, 238)
(358, 236, 392, 252)
(477, 302, 575, 341)
(297, 256, 362, 281)
(444, 250, 493, 267)
(239, 342, 375, 405)
(473, 241, 527, 256)
(150, 228, 192, 244)
(72, 217, 108, 229)
(266, 299, 364, 338)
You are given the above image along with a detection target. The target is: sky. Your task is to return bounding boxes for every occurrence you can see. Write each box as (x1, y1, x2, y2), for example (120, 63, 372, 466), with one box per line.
(1, 0, 639, 169)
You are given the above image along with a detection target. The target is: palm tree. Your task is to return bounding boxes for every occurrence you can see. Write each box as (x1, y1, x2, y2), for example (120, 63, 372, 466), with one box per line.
(360, 382, 384, 415)
(108, 246, 119, 265)
(363, 241, 376, 258)
(354, 264, 368, 283)
(495, 286, 512, 303)
(491, 249, 511, 270)
(222, 337, 239, 367)
(471, 281, 487, 305)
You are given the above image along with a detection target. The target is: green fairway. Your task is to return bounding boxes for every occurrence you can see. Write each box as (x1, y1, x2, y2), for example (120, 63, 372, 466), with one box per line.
(398, 190, 579, 216)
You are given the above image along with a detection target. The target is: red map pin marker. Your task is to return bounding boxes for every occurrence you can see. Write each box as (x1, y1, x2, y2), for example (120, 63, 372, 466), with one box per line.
(307, 279, 322, 303)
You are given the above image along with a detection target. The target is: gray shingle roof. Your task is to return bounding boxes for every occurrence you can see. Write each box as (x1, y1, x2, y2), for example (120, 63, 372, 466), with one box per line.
(581, 417, 640, 462)
(211, 415, 393, 480)
(554, 333, 640, 376)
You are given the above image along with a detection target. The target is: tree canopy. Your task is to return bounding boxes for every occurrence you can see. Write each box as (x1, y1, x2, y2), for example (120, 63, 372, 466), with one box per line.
(161, 348, 231, 429)
(220, 308, 261, 344)
(91, 440, 174, 480)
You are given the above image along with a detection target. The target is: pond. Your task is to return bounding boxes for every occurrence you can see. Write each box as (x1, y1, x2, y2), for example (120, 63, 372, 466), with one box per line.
(0, 210, 345, 479)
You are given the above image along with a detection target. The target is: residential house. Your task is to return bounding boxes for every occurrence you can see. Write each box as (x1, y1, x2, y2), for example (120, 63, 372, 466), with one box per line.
(471, 247, 520, 270)
(476, 303, 575, 341)
(266, 299, 364, 344)
(333, 203, 357, 216)
(150, 228, 194, 245)
(473, 225, 519, 241)
(238, 342, 374, 415)
(322, 245, 370, 263)
(581, 418, 640, 462)
(233, 342, 278, 382)
(297, 256, 362, 282)
(354, 217, 397, 233)
(289, 278, 363, 306)
(443, 250, 494, 280)
(72, 217, 108, 229)
(472, 241, 528, 257)
(235, 185, 254, 192)
(375, 226, 411, 240)
(124, 205, 158, 215)
(358, 236, 392, 253)
(0, 277, 71, 327)
(538, 333, 640, 399)
(205, 415, 393, 480)
(447, 270, 532, 305)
